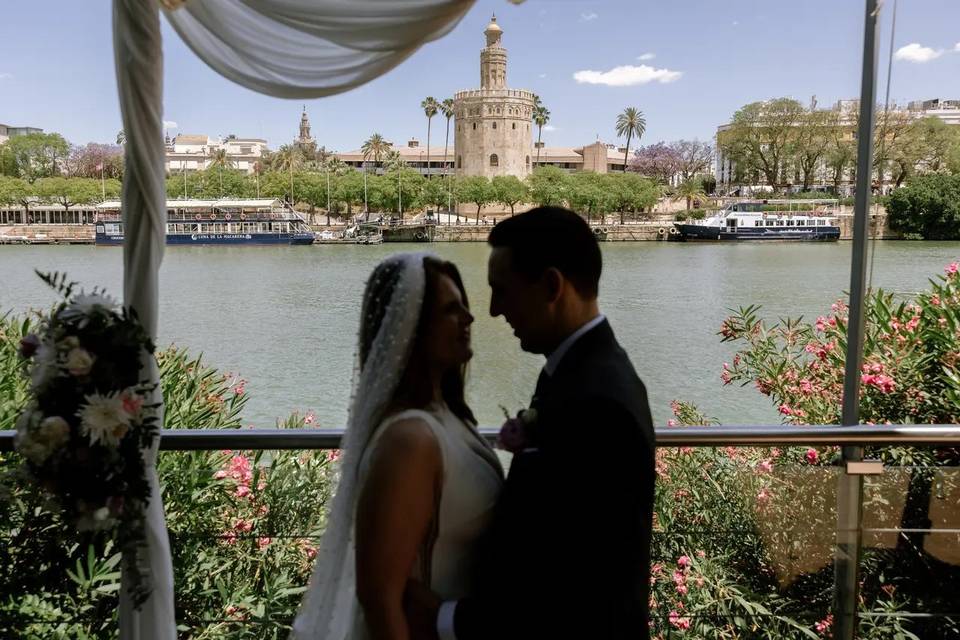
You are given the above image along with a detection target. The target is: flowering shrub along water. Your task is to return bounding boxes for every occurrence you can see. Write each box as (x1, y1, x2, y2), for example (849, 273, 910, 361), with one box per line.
(655, 263, 960, 638)
(12, 272, 159, 608)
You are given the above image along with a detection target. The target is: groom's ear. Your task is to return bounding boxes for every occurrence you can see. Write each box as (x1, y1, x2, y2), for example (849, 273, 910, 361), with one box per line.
(542, 267, 564, 304)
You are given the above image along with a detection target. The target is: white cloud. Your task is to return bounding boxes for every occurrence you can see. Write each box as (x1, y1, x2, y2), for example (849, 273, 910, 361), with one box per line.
(894, 43, 944, 63)
(732, 20, 739, 26)
(538, 73, 548, 78)
(955, 42, 960, 52)
(543, 125, 557, 132)
(580, 12, 598, 22)
(0, 72, 13, 80)
(573, 64, 682, 87)
(637, 53, 656, 61)
(163, 120, 179, 129)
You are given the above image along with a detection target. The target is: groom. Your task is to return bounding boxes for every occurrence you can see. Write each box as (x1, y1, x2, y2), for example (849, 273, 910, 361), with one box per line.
(406, 206, 656, 639)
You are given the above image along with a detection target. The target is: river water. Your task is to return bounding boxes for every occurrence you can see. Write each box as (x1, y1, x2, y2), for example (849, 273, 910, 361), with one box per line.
(0, 242, 956, 427)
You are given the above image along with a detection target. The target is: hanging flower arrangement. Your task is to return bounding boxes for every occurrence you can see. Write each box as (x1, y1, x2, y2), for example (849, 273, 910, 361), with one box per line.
(14, 271, 159, 608)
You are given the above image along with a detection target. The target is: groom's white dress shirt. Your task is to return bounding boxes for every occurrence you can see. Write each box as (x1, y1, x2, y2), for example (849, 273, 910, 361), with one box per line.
(436, 314, 605, 640)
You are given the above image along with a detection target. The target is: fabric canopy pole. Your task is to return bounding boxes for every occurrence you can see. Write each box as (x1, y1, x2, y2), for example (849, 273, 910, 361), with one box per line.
(113, 0, 175, 638)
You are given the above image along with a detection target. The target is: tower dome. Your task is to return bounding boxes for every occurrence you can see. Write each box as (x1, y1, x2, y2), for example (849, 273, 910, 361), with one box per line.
(484, 14, 503, 46)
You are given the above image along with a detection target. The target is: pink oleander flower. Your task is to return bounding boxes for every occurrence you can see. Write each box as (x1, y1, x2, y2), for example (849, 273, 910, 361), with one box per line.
(672, 570, 686, 586)
(675, 583, 688, 596)
(670, 400, 681, 416)
(805, 448, 819, 464)
(257, 537, 272, 550)
(304, 411, 316, 425)
(233, 383, 246, 395)
(816, 316, 829, 332)
(695, 576, 704, 588)
(695, 550, 706, 558)
(720, 370, 732, 385)
(946, 262, 959, 276)
(235, 485, 251, 499)
(233, 518, 253, 533)
(306, 546, 317, 561)
(799, 379, 814, 394)
(778, 404, 793, 416)
(326, 449, 341, 462)
(213, 470, 228, 480)
(932, 294, 941, 306)
(667, 419, 677, 427)
(815, 613, 834, 634)
(757, 488, 771, 503)
(679, 447, 693, 455)
(757, 459, 774, 474)
(677, 555, 691, 569)
(669, 611, 691, 631)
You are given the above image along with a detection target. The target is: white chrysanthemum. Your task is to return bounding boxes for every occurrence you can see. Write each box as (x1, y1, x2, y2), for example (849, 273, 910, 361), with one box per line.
(61, 292, 119, 326)
(76, 392, 131, 448)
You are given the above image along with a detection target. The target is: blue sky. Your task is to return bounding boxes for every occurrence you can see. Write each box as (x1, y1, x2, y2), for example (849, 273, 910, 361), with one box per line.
(1, 0, 958, 152)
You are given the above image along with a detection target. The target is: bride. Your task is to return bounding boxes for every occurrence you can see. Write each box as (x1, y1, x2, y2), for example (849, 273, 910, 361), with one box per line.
(291, 252, 504, 640)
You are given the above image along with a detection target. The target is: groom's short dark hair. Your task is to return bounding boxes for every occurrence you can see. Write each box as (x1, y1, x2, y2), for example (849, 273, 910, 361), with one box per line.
(488, 206, 601, 298)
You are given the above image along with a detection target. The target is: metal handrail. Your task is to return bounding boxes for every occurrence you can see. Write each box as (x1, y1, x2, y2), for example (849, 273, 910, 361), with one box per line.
(1, 425, 958, 452)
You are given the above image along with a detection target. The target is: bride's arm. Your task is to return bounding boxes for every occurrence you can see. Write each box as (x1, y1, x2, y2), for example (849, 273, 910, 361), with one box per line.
(355, 418, 442, 640)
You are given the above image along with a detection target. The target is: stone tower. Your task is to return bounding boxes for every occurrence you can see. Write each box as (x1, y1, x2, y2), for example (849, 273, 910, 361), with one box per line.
(454, 15, 535, 179)
(296, 106, 315, 148)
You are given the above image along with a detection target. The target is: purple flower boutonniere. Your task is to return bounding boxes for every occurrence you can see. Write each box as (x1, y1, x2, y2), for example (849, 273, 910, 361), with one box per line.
(497, 405, 538, 454)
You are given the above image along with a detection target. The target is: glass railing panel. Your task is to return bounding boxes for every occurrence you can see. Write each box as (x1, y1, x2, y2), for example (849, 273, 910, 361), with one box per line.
(858, 462, 960, 638)
(651, 446, 839, 637)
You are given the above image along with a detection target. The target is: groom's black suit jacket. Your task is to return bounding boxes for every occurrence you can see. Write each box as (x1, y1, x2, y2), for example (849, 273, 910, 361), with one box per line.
(454, 319, 655, 639)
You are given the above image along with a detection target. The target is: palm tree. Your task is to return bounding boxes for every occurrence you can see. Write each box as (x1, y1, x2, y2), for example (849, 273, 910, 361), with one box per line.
(383, 149, 405, 173)
(361, 133, 390, 173)
(614, 107, 646, 173)
(421, 97, 439, 178)
(532, 96, 551, 168)
(440, 98, 455, 177)
(676, 178, 707, 211)
(272, 144, 302, 203)
(209, 148, 233, 197)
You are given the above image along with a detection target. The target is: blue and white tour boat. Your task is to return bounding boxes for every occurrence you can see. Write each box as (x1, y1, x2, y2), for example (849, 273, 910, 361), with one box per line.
(95, 198, 315, 246)
(673, 200, 841, 242)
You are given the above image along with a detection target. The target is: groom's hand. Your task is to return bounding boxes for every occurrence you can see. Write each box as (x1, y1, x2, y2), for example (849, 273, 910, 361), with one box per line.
(403, 578, 441, 640)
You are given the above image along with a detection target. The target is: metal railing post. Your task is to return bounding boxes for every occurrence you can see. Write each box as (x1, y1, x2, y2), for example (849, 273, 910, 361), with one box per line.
(834, 1, 881, 637)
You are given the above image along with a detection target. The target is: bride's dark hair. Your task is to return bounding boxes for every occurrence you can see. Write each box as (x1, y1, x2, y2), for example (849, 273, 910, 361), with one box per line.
(359, 256, 476, 426)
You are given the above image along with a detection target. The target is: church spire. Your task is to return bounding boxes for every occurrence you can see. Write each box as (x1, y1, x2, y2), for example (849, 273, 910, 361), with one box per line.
(297, 106, 314, 147)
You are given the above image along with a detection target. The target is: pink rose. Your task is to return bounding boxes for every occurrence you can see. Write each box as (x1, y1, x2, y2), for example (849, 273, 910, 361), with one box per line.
(19, 334, 40, 358)
(497, 417, 528, 453)
(805, 448, 819, 464)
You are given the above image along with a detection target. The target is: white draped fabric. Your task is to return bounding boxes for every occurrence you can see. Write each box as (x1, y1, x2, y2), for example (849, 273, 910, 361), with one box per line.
(110, 0, 491, 637)
(164, 0, 475, 99)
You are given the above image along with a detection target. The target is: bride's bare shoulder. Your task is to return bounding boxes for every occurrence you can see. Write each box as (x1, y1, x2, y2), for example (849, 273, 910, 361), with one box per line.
(373, 412, 441, 458)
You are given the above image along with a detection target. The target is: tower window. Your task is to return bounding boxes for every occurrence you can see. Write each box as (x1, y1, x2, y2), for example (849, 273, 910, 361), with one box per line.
(457, 156, 462, 168)
(493, 122, 497, 130)
(512, 123, 516, 130)
(490, 154, 499, 167)
(472, 122, 477, 130)
(526, 155, 530, 168)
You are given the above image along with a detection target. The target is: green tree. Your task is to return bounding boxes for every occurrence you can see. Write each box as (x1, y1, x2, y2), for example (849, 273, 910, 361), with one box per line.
(36, 177, 102, 215)
(825, 110, 857, 194)
(421, 97, 439, 178)
(614, 107, 646, 173)
(361, 133, 390, 173)
(792, 109, 831, 191)
(0, 176, 33, 222)
(208, 148, 234, 197)
(532, 96, 551, 167)
(719, 98, 806, 188)
(421, 178, 449, 214)
(887, 174, 960, 239)
(607, 173, 658, 223)
(334, 170, 365, 217)
(567, 173, 611, 223)
(491, 175, 528, 216)
(676, 178, 708, 211)
(526, 165, 568, 207)
(4, 133, 70, 182)
(440, 98, 455, 180)
(456, 175, 492, 222)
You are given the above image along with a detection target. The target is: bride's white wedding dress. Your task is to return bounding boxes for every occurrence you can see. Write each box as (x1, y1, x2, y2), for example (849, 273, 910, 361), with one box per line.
(362, 406, 504, 600)
(291, 253, 503, 640)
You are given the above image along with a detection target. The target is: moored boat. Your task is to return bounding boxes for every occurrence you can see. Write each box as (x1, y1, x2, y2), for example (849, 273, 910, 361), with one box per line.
(673, 200, 841, 242)
(94, 198, 315, 246)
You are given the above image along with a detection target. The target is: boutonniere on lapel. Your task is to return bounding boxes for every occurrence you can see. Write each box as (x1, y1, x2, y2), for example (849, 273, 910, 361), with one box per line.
(497, 405, 538, 454)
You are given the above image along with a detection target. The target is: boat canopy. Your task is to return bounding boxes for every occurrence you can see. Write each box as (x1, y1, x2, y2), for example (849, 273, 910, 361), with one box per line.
(97, 198, 287, 211)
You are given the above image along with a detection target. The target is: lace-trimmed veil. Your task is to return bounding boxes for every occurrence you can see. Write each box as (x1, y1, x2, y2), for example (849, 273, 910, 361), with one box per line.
(291, 252, 431, 639)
